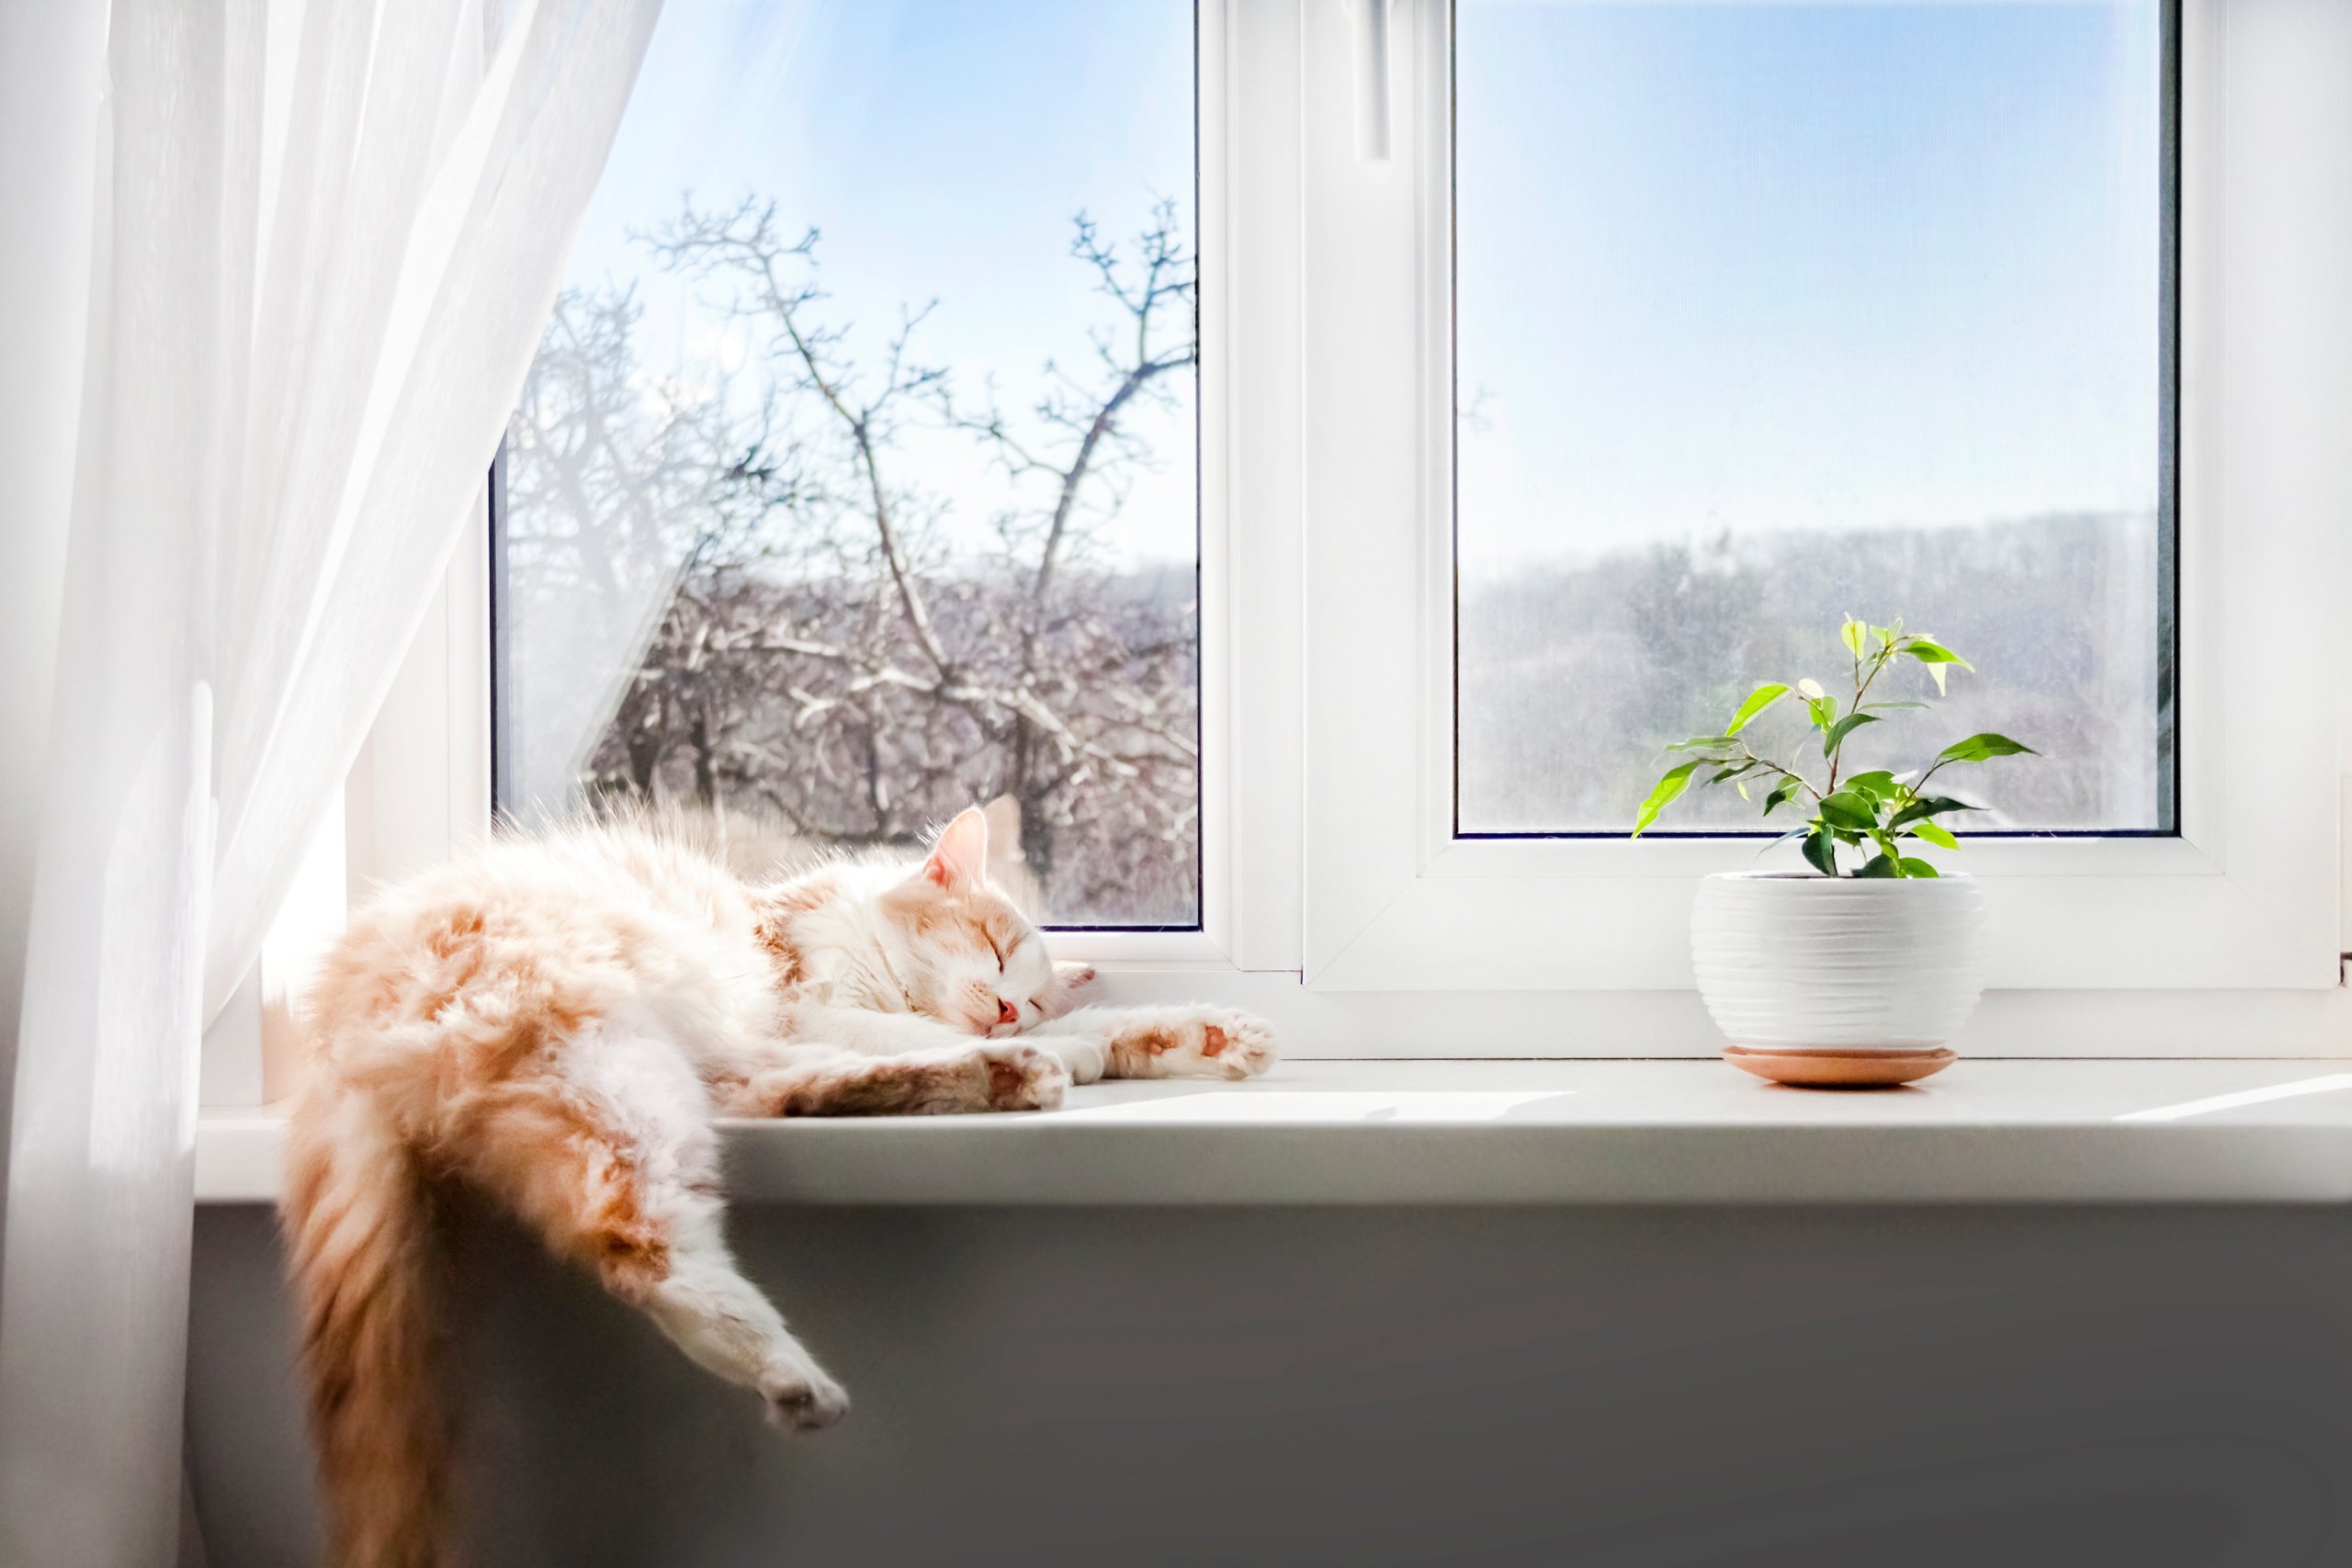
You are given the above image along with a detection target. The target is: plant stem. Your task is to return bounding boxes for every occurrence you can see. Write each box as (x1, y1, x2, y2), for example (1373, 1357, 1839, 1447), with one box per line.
(1827, 642, 1895, 794)
(1736, 741, 1823, 802)
(1832, 639, 1862, 790)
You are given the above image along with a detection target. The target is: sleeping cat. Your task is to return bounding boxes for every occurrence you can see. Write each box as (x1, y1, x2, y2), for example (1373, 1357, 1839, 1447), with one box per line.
(283, 806, 1274, 1568)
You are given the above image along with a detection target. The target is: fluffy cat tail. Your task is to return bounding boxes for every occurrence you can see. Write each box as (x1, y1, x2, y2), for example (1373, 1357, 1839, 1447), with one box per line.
(282, 1080, 451, 1568)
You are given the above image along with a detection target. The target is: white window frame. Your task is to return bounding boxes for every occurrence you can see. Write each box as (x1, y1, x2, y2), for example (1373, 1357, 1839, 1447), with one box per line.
(308, 0, 2352, 1077)
(1282, 0, 2350, 1003)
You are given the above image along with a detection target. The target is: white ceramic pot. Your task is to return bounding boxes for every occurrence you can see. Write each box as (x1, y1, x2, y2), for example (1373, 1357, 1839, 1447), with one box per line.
(1690, 873, 1987, 1077)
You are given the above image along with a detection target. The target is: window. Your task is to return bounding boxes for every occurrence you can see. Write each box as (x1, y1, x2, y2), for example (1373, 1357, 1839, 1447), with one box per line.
(1454, 0, 2176, 838)
(492, 0, 1200, 929)
(384, 0, 2349, 1052)
(1286, 0, 2338, 1001)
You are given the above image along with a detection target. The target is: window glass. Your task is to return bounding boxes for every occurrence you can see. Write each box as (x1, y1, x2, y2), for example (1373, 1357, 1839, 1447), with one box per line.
(1454, 0, 2174, 835)
(497, 0, 1200, 925)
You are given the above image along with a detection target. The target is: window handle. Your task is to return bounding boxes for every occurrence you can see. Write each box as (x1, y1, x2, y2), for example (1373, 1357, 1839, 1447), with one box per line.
(1352, 0, 1393, 162)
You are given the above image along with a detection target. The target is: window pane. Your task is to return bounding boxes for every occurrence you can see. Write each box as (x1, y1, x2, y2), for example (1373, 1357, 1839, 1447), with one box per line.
(496, 1, 1200, 925)
(1454, 0, 2173, 835)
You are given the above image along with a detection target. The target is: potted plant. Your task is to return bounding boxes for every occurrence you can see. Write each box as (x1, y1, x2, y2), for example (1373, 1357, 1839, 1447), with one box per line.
(1633, 617, 2036, 1087)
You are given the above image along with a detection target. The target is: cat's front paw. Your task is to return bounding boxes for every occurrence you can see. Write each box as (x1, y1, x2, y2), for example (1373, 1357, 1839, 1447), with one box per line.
(1039, 960, 1099, 1020)
(975, 1042, 1069, 1111)
(1114, 1010, 1279, 1080)
(761, 1357, 850, 1433)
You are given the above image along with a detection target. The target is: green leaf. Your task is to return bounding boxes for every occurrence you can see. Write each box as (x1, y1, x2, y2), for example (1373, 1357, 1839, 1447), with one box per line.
(1909, 820, 1961, 851)
(1801, 826, 1839, 876)
(1903, 639, 1971, 697)
(1665, 735, 1736, 753)
(1822, 712, 1879, 756)
(1709, 761, 1759, 784)
(1632, 762, 1700, 838)
(1724, 682, 1791, 736)
(1888, 795, 1977, 829)
(1854, 852, 1900, 878)
(1759, 778, 1800, 818)
(1804, 695, 1838, 732)
(1898, 858, 1940, 878)
(1903, 639, 1973, 668)
(1817, 790, 1878, 829)
(1840, 617, 1869, 660)
(1936, 732, 2037, 764)
(1843, 770, 1898, 801)
(1795, 678, 1826, 700)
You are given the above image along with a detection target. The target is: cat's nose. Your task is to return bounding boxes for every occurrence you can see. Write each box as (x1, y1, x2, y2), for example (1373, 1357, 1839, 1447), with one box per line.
(996, 998, 1019, 1027)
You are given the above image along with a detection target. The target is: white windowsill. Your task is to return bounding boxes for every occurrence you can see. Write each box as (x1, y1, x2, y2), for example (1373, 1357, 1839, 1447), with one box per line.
(196, 1058, 2352, 1206)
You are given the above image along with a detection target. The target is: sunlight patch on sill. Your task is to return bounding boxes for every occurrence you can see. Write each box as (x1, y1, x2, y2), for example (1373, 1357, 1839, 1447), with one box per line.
(2113, 1073, 2352, 1123)
(1049, 1090, 1570, 1124)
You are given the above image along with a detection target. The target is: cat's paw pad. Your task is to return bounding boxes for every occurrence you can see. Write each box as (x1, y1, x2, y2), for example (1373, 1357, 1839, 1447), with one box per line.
(1121, 1010, 1279, 1079)
(1194, 1010, 1278, 1079)
(978, 1043, 1069, 1111)
(760, 1360, 850, 1433)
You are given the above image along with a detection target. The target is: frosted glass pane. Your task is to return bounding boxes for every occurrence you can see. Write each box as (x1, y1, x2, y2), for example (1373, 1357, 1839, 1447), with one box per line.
(496, 1, 1200, 925)
(1454, 0, 2174, 835)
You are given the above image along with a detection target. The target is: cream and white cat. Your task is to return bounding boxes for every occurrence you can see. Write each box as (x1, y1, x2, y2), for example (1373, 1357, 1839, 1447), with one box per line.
(283, 807, 1273, 1568)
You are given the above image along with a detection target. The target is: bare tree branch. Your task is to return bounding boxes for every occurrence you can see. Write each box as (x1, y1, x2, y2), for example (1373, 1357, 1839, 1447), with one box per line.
(508, 194, 1203, 921)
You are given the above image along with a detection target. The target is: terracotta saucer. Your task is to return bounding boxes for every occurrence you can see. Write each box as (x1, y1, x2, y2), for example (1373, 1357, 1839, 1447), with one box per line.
(1723, 1045, 1956, 1089)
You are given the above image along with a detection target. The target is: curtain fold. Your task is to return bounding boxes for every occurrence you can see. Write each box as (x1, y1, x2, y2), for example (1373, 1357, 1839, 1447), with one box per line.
(0, 2, 661, 1563)
(0, 0, 108, 1215)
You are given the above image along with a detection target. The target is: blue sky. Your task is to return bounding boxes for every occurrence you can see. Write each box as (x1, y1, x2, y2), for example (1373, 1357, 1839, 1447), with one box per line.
(556, 0, 2165, 575)
(1457, 0, 2164, 570)
(566, 0, 1198, 566)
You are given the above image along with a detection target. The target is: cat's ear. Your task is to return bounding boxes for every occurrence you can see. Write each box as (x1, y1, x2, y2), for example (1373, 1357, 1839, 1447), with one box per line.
(921, 807, 990, 890)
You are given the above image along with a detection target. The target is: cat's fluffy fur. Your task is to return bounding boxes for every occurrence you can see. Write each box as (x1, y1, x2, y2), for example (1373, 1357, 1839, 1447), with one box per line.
(283, 806, 1273, 1568)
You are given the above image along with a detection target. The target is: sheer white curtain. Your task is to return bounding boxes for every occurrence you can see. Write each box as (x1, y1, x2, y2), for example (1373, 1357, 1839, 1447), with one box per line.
(0, 2, 661, 1564)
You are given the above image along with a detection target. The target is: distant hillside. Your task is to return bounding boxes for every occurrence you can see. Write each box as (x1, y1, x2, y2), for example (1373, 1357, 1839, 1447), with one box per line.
(1459, 512, 2166, 833)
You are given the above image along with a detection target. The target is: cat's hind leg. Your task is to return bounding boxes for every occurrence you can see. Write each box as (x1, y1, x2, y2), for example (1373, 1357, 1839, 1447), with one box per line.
(712, 1039, 1069, 1117)
(449, 1008, 848, 1429)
